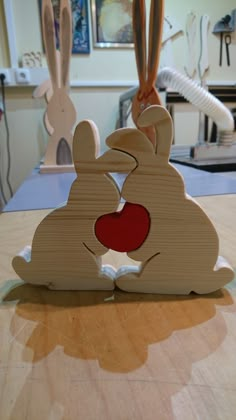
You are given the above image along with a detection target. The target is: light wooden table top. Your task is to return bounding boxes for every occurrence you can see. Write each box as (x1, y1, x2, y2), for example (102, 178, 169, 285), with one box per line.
(0, 195, 236, 420)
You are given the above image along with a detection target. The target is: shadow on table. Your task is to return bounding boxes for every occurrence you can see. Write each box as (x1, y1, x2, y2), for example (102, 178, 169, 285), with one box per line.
(2, 278, 236, 373)
(2, 278, 236, 420)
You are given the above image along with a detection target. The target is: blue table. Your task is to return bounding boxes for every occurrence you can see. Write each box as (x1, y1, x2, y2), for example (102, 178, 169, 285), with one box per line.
(4, 164, 236, 212)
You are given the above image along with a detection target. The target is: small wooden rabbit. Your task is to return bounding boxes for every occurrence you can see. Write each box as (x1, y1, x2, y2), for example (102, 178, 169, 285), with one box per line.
(12, 120, 134, 290)
(106, 105, 234, 294)
(40, 0, 76, 171)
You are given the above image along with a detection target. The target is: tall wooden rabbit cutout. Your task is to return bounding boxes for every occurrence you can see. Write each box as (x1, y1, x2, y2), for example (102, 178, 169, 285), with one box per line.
(132, 0, 164, 148)
(40, 0, 76, 173)
(105, 105, 234, 294)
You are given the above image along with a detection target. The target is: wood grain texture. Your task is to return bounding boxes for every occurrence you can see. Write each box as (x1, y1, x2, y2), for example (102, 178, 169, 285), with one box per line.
(12, 105, 234, 294)
(0, 197, 236, 420)
(12, 120, 134, 290)
(106, 105, 234, 294)
(41, 0, 76, 169)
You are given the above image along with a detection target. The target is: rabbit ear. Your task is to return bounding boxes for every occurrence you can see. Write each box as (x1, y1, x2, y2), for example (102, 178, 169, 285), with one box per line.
(97, 149, 136, 174)
(106, 128, 154, 161)
(60, 0, 72, 89)
(138, 105, 173, 163)
(55, 49, 61, 89)
(146, 0, 164, 91)
(73, 120, 100, 172)
(133, 0, 147, 92)
(42, 0, 59, 90)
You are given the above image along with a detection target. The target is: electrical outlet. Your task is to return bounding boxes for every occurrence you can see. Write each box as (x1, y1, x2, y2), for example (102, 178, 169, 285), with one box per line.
(0, 69, 11, 85)
(15, 68, 31, 84)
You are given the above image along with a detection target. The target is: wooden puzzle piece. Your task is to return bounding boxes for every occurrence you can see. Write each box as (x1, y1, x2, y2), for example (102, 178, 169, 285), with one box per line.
(95, 202, 150, 252)
(12, 120, 135, 290)
(41, 0, 76, 170)
(106, 105, 234, 294)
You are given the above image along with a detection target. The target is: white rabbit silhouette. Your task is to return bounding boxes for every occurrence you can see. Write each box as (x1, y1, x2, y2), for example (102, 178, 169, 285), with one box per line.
(106, 105, 234, 294)
(12, 120, 134, 290)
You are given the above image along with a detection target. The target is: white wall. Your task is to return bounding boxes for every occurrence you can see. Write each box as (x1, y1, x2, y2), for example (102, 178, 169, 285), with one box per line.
(8, 0, 236, 82)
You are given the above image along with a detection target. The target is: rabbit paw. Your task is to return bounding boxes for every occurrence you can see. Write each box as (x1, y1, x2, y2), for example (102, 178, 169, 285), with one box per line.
(115, 256, 234, 295)
(12, 246, 116, 291)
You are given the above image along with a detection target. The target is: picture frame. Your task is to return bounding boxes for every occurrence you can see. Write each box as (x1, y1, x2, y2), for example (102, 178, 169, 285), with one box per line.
(90, 0, 134, 48)
(38, 0, 90, 54)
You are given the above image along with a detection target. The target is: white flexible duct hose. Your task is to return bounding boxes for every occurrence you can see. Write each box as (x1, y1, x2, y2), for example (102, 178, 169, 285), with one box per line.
(158, 67, 234, 144)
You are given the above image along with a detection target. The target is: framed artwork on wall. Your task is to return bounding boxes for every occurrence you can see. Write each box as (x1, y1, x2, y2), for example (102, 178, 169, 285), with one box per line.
(91, 0, 134, 48)
(39, 0, 90, 54)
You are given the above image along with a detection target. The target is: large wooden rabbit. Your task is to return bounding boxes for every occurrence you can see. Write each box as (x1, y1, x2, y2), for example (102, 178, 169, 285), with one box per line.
(106, 105, 234, 294)
(40, 0, 76, 172)
(12, 120, 134, 290)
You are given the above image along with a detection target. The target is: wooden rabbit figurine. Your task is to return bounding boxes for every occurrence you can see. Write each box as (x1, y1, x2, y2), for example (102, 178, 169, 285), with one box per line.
(106, 105, 234, 294)
(12, 120, 134, 290)
(41, 0, 76, 172)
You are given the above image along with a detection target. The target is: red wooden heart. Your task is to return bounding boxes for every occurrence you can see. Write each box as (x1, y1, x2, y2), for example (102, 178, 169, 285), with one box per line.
(95, 202, 150, 252)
